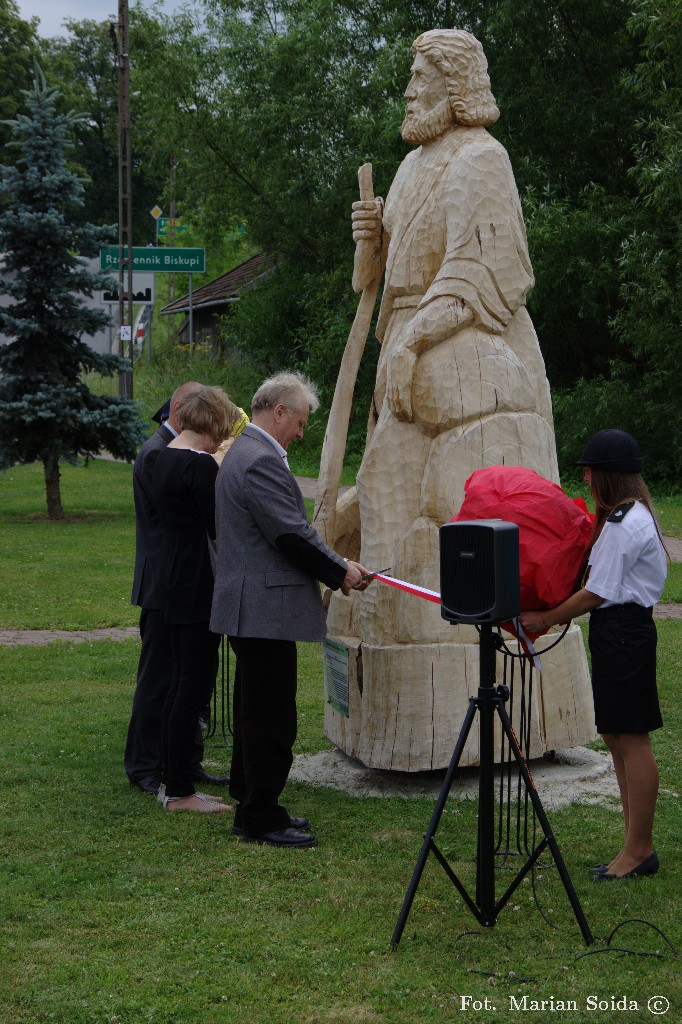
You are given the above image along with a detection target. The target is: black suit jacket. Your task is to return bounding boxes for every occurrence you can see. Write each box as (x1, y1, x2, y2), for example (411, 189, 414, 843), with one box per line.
(131, 424, 174, 608)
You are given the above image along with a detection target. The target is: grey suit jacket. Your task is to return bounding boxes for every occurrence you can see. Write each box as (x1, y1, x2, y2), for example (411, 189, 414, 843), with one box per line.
(210, 425, 347, 641)
(131, 423, 174, 608)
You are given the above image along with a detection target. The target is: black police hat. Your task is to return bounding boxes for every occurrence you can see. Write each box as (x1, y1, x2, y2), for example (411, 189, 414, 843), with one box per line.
(152, 399, 171, 424)
(575, 429, 643, 473)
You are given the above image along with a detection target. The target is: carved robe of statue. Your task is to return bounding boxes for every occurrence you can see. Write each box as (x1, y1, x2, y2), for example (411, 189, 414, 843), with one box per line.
(324, 31, 595, 770)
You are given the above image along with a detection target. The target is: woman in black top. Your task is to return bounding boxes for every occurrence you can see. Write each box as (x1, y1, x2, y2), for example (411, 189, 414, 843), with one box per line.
(152, 385, 238, 813)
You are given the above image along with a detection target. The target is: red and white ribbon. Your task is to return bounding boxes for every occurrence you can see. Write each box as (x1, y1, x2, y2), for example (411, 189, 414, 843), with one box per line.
(371, 572, 441, 605)
(369, 572, 541, 671)
(514, 622, 542, 672)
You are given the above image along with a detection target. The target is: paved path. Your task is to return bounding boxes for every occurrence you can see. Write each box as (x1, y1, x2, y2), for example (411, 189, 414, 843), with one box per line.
(663, 535, 682, 561)
(295, 476, 350, 499)
(3, 600, 681, 647)
(0, 627, 139, 646)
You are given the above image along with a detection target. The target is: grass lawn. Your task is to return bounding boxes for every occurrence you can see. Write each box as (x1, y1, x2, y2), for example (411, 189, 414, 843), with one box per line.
(1, 632, 681, 1024)
(1, 458, 681, 1023)
(557, 482, 682, 539)
(0, 460, 138, 629)
(2, 461, 680, 629)
(661, 562, 682, 603)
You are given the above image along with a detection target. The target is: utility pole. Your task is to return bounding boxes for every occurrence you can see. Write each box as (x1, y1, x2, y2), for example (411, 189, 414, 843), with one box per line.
(166, 156, 177, 346)
(115, 0, 133, 398)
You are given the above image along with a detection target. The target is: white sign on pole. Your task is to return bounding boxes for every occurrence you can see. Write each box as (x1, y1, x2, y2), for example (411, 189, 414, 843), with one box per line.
(98, 272, 155, 307)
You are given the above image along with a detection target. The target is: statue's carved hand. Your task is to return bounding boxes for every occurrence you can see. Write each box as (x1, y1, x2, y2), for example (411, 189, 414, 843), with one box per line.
(386, 346, 416, 421)
(352, 198, 383, 244)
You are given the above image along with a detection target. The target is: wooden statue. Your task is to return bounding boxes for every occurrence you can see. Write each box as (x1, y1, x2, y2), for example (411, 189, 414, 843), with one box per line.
(318, 29, 596, 770)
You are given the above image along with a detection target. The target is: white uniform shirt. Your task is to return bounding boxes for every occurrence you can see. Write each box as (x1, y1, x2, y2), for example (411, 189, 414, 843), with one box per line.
(586, 501, 667, 609)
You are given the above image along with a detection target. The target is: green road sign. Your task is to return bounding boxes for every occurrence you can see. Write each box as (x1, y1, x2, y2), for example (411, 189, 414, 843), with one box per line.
(157, 217, 187, 236)
(100, 246, 205, 273)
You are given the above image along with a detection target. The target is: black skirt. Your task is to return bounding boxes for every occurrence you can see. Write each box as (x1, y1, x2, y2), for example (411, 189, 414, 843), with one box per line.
(588, 603, 662, 734)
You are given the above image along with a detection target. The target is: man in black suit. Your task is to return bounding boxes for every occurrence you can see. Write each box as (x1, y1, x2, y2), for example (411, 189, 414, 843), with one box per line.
(124, 381, 229, 794)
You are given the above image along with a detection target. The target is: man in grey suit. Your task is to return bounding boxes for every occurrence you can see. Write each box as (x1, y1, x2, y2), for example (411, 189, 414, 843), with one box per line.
(125, 380, 229, 793)
(211, 371, 370, 847)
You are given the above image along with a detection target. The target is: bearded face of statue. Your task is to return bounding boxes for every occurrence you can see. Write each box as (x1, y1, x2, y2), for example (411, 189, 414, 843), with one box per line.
(401, 52, 454, 145)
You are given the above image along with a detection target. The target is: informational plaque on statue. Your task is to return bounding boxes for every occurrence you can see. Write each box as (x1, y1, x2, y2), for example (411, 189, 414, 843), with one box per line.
(322, 639, 350, 718)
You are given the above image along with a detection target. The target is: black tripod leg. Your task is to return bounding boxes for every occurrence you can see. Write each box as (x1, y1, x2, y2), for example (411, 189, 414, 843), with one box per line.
(476, 684, 497, 925)
(391, 698, 478, 950)
(474, 623, 498, 925)
(496, 705, 594, 945)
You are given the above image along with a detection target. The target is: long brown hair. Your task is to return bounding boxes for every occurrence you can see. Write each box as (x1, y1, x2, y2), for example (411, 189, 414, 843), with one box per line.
(589, 469, 668, 557)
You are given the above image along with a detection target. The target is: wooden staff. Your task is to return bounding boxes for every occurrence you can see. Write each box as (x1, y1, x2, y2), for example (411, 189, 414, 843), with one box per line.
(313, 164, 382, 544)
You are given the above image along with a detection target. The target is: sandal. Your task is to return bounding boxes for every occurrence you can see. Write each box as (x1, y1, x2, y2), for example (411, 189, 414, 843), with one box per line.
(157, 784, 224, 805)
(161, 792, 232, 813)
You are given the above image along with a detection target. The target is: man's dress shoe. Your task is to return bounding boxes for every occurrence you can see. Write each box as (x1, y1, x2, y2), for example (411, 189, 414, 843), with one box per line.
(191, 767, 230, 786)
(131, 775, 161, 795)
(240, 827, 317, 848)
(232, 816, 310, 838)
(594, 851, 659, 881)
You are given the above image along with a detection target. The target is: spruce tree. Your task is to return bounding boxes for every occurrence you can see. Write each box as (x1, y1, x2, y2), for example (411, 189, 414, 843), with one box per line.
(0, 65, 145, 519)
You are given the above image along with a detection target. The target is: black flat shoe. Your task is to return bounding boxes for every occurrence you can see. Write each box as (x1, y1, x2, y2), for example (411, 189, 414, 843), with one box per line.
(240, 827, 317, 848)
(594, 852, 659, 881)
(590, 863, 609, 874)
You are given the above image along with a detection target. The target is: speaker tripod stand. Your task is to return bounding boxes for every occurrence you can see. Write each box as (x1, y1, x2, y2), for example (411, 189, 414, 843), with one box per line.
(391, 623, 594, 948)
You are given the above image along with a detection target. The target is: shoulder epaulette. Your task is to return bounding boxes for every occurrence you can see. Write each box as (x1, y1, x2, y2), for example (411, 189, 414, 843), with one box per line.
(607, 501, 635, 524)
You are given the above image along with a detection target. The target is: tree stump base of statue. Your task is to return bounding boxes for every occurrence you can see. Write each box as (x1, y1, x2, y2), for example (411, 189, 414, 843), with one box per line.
(323, 626, 595, 771)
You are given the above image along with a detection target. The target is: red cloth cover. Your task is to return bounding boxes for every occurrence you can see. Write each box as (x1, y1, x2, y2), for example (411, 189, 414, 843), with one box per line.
(451, 466, 594, 640)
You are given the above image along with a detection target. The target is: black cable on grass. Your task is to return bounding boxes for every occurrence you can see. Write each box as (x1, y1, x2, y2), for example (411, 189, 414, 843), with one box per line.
(574, 919, 678, 962)
(529, 852, 560, 931)
(461, 925, 672, 989)
(454, 920, 675, 982)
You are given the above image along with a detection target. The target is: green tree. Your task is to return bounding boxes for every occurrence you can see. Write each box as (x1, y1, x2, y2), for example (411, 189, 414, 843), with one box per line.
(131, 3, 644, 373)
(0, 0, 41, 160)
(0, 67, 145, 519)
(42, 18, 160, 240)
(41, 19, 119, 230)
(130, 0, 405, 269)
(553, 0, 682, 486)
(608, 0, 682, 484)
(130, 1, 682, 483)
(459, 0, 644, 391)
(129, 0, 411, 424)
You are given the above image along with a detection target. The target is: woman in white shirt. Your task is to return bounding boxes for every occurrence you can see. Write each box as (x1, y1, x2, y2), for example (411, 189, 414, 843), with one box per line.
(520, 430, 667, 880)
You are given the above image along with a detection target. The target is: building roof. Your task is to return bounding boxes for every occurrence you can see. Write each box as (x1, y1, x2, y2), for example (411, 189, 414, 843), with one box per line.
(160, 252, 277, 316)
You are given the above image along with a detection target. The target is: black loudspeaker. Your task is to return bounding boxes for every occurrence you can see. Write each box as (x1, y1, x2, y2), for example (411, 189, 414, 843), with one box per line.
(439, 520, 520, 624)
